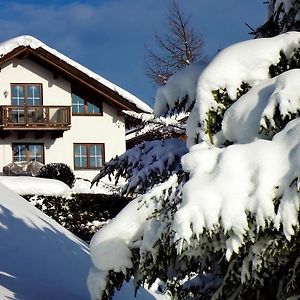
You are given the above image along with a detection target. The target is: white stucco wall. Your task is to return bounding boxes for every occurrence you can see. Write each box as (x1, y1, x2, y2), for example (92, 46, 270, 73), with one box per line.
(0, 58, 71, 106)
(46, 102, 126, 179)
(0, 57, 126, 180)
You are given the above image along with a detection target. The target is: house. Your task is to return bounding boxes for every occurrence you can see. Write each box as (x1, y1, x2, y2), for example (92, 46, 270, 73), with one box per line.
(0, 35, 152, 180)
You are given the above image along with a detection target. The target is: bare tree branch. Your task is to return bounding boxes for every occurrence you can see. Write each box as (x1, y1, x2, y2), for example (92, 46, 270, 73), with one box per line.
(145, 0, 207, 86)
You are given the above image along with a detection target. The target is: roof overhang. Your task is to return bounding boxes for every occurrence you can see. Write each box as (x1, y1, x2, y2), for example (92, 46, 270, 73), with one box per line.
(0, 45, 147, 113)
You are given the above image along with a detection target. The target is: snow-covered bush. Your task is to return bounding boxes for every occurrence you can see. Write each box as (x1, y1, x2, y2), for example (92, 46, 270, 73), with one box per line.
(88, 31, 300, 300)
(36, 163, 75, 188)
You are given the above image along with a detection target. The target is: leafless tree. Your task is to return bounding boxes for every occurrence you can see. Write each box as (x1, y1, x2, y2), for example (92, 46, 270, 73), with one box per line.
(145, 0, 206, 86)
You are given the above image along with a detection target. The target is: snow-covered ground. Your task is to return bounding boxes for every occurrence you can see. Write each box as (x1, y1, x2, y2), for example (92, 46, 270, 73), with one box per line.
(0, 176, 168, 299)
(72, 177, 123, 195)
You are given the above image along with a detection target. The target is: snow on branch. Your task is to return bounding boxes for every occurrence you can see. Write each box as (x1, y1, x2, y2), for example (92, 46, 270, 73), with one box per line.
(88, 174, 180, 300)
(154, 62, 205, 116)
(88, 31, 300, 299)
(254, 0, 300, 37)
(91, 138, 188, 195)
(259, 68, 300, 133)
(187, 31, 300, 146)
(123, 110, 186, 132)
(177, 117, 300, 259)
(223, 69, 300, 143)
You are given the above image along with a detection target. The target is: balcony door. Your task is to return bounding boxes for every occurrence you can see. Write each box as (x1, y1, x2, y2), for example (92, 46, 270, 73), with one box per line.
(11, 84, 43, 124)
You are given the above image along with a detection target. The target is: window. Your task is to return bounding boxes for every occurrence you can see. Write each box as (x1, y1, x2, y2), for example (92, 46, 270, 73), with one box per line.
(72, 93, 102, 115)
(11, 84, 43, 123)
(11, 84, 42, 106)
(74, 143, 104, 169)
(12, 143, 44, 163)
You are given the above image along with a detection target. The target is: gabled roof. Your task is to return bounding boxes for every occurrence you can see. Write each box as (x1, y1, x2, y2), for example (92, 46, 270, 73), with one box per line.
(0, 35, 152, 113)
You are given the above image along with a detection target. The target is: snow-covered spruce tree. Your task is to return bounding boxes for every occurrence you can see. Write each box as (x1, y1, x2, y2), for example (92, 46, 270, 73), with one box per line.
(88, 32, 300, 300)
(91, 62, 203, 198)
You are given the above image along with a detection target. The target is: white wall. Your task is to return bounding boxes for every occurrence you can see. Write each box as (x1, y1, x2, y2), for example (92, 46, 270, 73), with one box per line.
(0, 58, 71, 106)
(0, 58, 126, 180)
(46, 102, 126, 180)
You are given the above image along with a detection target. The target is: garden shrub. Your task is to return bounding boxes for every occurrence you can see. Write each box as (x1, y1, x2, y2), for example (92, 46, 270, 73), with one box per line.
(24, 193, 131, 242)
(36, 163, 75, 188)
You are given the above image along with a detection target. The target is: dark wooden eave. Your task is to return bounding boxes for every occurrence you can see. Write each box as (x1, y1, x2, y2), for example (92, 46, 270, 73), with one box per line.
(0, 46, 28, 66)
(0, 46, 146, 113)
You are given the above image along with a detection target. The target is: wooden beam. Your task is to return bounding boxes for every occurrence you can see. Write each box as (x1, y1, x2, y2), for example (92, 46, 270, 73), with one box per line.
(17, 50, 29, 60)
(17, 131, 27, 139)
(0, 46, 28, 66)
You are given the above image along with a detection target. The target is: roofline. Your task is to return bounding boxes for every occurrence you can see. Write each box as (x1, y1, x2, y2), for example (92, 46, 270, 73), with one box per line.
(31, 47, 141, 112)
(0, 44, 150, 113)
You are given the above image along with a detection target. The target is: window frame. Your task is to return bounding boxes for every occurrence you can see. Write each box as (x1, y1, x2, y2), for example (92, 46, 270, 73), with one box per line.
(11, 83, 43, 106)
(12, 143, 45, 164)
(71, 93, 103, 116)
(73, 143, 105, 170)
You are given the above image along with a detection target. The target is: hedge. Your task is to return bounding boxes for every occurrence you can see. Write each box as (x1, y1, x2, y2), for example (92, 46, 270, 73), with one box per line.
(24, 193, 131, 243)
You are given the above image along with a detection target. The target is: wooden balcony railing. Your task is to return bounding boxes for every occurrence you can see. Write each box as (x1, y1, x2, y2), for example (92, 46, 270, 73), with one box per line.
(0, 105, 71, 130)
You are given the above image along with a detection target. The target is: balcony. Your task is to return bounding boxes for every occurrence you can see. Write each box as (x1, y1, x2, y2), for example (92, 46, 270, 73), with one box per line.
(0, 105, 71, 137)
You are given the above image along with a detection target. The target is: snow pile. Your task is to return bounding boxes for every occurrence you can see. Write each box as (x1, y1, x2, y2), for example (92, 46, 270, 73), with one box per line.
(89, 198, 157, 275)
(0, 35, 152, 113)
(0, 176, 122, 196)
(171, 35, 300, 257)
(0, 176, 71, 196)
(0, 181, 91, 300)
(0, 179, 169, 300)
(222, 78, 275, 143)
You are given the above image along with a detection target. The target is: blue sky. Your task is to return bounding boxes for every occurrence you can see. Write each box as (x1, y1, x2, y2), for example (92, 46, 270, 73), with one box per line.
(0, 1, 266, 106)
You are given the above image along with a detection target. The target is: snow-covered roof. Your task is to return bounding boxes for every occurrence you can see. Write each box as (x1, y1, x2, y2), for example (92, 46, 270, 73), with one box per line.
(0, 35, 152, 113)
